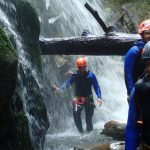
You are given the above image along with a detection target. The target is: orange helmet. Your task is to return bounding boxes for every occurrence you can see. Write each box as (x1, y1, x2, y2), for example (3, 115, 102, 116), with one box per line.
(76, 57, 87, 67)
(139, 19, 150, 34)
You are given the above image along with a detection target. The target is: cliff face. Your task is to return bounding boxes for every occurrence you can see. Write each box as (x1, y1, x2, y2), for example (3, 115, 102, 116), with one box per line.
(103, 0, 150, 33)
(0, 0, 49, 150)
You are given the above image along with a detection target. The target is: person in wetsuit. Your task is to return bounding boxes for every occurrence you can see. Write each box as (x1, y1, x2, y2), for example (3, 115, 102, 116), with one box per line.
(124, 19, 150, 102)
(52, 57, 102, 133)
(125, 41, 150, 150)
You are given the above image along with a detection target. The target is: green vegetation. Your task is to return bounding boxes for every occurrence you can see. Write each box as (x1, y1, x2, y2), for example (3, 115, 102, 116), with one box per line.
(106, 0, 150, 20)
(0, 27, 17, 63)
(103, 0, 150, 33)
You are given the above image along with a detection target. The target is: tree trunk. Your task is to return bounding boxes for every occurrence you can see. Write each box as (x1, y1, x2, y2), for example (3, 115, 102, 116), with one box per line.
(40, 32, 141, 55)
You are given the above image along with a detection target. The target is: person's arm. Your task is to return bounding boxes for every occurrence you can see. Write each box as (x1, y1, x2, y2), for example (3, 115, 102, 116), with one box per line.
(59, 74, 76, 91)
(124, 46, 140, 95)
(52, 74, 76, 92)
(125, 88, 139, 150)
(91, 73, 102, 106)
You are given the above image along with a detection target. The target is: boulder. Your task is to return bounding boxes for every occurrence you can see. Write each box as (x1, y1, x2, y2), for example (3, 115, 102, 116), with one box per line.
(102, 121, 126, 141)
(0, 27, 17, 149)
(91, 142, 125, 150)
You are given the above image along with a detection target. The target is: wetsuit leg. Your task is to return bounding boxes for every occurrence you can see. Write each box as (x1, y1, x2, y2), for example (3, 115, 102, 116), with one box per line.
(73, 103, 84, 133)
(84, 102, 94, 132)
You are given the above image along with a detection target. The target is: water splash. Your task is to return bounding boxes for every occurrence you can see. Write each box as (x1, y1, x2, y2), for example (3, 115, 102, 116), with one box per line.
(39, 0, 128, 134)
(26, 0, 128, 149)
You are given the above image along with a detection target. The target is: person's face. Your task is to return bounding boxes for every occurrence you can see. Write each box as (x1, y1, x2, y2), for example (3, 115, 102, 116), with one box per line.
(143, 31, 150, 42)
(146, 61, 150, 76)
(77, 66, 86, 74)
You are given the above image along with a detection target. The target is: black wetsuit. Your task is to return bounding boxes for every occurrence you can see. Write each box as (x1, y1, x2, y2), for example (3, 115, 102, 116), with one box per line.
(135, 74, 150, 146)
(60, 70, 101, 133)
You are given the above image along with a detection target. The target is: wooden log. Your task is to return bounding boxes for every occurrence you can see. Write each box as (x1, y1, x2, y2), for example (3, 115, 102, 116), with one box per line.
(84, 2, 108, 33)
(40, 32, 141, 55)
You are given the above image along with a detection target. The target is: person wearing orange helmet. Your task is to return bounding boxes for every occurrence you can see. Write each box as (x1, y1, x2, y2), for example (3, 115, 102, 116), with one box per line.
(52, 57, 102, 133)
(126, 41, 150, 150)
(124, 19, 150, 103)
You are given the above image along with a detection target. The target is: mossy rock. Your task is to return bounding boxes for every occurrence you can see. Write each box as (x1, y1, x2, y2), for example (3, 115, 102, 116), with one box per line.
(14, 0, 40, 40)
(0, 27, 17, 100)
(0, 27, 17, 63)
(15, 112, 34, 150)
(27, 95, 48, 125)
(12, 0, 42, 70)
(0, 27, 17, 148)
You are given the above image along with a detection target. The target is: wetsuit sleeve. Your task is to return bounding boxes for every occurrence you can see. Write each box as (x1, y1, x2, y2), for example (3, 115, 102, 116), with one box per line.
(59, 75, 76, 91)
(125, 88, 139, 150)
(91, 73, 101, 99)
(124, 46, 140, 95)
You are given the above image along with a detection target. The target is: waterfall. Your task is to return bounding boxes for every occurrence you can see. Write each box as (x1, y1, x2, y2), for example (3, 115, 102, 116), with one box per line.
(37, 0, 128, 134)
(0, 0, 128, 149)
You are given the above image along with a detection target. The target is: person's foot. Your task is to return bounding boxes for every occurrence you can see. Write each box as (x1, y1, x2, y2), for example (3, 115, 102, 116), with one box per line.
(79, 131, 90, 140)
(80, 131, 85, 135)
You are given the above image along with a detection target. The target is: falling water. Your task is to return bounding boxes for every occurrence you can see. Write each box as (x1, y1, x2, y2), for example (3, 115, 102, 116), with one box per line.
(1, 0, 128, 149)
(33, 0, 128, 149)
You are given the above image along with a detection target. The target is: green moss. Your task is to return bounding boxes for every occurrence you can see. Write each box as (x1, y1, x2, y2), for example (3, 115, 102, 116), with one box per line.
(133, 1, 150, 21)
(0, 27, 17, 63)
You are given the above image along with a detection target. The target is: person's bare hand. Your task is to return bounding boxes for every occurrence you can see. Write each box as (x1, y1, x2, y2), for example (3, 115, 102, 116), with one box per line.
(96, 98, 103, 107)
(51, 84, 59, 91)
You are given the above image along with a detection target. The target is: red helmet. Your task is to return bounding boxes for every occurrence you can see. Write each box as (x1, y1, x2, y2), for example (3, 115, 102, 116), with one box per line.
(76, 57, 87, 67)
(139, 19, 150, 34)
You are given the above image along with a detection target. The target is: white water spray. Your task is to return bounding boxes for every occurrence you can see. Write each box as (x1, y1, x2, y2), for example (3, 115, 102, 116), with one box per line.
(41, 0, 128, 131)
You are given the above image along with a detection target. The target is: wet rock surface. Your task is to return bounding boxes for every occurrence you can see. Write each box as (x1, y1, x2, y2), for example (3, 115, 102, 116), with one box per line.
(102, 121, 126, 141)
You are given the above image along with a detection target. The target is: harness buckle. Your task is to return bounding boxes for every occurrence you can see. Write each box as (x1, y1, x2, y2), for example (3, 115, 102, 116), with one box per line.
(73, 97, 87, 105)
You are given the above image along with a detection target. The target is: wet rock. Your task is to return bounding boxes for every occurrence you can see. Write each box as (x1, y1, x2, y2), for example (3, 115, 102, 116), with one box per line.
(102, 121, 126, 141)
(0, 1, 49, 149)
(0, 27, 17, 149)
(91, 143, 110, 150)
(110, 142, 125, 150)
(12, 1, 49, 149)
(91, 142, 125, 150)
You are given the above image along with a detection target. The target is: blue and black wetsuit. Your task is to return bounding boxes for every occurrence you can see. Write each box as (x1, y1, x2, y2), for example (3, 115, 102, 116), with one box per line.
(125, 88, 139, 150)
(125, 74, 150, 150)
(60, 70, 101, 132)
(60, 70, 101, 98)
(124, 39, 145, 96)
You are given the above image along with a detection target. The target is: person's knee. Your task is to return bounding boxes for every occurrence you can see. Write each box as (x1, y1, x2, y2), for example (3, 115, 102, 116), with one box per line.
(73, 110, 80, 118)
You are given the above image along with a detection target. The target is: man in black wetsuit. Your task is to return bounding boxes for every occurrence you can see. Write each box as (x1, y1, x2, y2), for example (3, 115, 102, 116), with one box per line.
(52, 57, 102, 133)
(126, 41, 150, 150)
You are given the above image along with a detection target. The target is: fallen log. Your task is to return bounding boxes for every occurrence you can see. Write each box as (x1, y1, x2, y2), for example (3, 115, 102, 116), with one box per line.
(40, 32, 141, 55)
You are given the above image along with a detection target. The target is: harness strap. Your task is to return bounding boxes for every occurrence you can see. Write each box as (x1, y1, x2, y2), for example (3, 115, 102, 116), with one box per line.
(73, 97, 87, 105)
